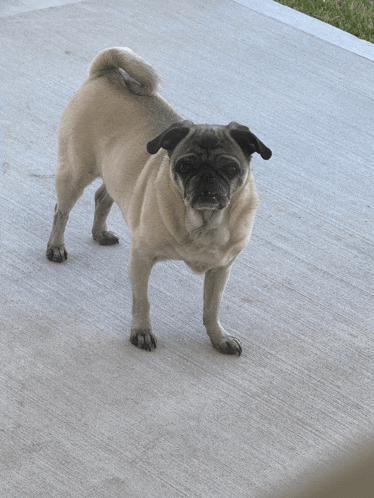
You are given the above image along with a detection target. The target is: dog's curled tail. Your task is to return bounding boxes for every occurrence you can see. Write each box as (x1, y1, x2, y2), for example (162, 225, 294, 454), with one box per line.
(88, 47, 162, 96)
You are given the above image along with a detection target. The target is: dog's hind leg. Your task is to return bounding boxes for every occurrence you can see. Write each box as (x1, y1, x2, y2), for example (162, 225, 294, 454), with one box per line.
(46, 165, 95, 263)
(92, 183, 119, 245)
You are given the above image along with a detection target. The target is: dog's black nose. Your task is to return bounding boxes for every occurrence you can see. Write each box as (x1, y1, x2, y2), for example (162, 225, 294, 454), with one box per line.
(199, 170, 218, 197)
(199, 169, 215, 181)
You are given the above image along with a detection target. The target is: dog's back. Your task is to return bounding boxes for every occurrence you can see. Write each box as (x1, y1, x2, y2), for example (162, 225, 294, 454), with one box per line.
(57, 48, 181, 188)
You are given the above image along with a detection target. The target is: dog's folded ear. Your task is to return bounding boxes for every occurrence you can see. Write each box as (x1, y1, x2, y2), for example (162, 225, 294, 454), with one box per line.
(147, 121, 192, 154)
(228, 122, 272, 160)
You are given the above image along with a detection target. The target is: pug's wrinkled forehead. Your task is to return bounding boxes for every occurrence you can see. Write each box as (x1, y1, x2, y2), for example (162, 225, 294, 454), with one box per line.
(180, 125, 239, 156)
(170, 125, 253, 168)
(147, 121, 272, 161)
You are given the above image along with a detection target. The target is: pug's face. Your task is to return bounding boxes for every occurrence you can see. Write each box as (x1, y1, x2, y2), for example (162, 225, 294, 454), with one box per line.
(171, 127, 250, 211)
(147, 121, 272, 211)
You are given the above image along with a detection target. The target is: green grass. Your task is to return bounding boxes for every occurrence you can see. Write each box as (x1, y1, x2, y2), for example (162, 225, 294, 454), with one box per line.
(273, 0, 374, 44)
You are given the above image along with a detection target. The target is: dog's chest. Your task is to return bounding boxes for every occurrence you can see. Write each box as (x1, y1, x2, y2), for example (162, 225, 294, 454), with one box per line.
(177, 210, 236, 273)
(184, 243, 233, 274)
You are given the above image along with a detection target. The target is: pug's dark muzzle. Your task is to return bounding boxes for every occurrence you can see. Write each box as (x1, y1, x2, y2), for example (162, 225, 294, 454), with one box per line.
(184, 170, 230, 211)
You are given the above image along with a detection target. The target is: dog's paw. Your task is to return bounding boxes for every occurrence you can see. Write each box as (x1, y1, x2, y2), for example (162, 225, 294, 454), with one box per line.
(93, 231, 119, 246)
(46, 244, 68, 263)
(130, 329, 157, 351)
(212, 336, 242, 356)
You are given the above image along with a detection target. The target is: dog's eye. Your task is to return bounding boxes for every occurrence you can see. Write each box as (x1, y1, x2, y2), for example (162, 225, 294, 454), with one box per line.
(223, 164, 238, 176)
(177, 162, 194, 174)
(218, 157, 240, 177)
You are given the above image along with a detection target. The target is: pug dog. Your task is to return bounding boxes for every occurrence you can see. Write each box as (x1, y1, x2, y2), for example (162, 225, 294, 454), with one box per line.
(46, 47, 271, 355)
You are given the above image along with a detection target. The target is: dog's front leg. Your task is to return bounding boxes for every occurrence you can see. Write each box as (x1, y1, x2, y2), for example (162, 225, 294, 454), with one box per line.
(203, 265, 242, 356)
(129, 248, 157, 351)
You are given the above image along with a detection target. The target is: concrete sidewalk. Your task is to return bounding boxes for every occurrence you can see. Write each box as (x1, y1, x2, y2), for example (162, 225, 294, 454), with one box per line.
(1, 0, 373, 496)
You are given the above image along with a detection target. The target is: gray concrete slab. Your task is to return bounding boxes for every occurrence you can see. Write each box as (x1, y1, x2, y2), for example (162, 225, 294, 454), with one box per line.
(1, 0, 373, 497)
(0, 0, 82, 18)
(237, 0, 374, 62)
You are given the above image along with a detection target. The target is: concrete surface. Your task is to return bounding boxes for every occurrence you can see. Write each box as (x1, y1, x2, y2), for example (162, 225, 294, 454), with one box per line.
(238, 0, 374, 62)
(1, 0, 373, 496)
